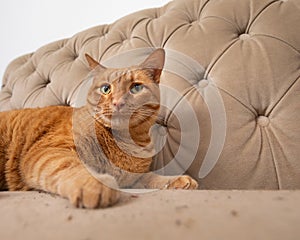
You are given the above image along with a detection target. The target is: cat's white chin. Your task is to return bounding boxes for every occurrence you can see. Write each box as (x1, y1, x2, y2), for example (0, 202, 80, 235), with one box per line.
(111, 118, 129, 129)
(98, 114, 130, 130)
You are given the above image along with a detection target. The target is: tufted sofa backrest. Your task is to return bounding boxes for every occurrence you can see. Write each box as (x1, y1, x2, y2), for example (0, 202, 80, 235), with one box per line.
(1, 0, 300, 189)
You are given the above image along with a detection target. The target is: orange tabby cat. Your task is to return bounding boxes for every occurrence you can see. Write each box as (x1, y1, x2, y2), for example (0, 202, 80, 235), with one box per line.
(0, 49, 198, 208)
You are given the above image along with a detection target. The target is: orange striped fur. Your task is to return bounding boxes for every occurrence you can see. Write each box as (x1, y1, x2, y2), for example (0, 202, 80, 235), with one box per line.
(0, 49, 198, 208)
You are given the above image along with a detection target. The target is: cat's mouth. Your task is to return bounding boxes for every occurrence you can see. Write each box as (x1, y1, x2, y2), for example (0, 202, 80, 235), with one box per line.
(94, 107, 156, 129)
(94, 111, 133, 129)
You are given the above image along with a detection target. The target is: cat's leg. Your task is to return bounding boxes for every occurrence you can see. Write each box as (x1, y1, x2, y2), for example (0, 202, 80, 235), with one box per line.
(121, 172, 198, 190)
(0, 140, 8, 190)
(0, 157, 7, 190)
(15, 149, 120, 208)
(142, 173, 199, 190)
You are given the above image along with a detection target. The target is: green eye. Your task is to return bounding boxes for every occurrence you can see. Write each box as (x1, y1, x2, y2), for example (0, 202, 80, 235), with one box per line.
(130, 83, 144, 94)
(100, 84, 111, 95)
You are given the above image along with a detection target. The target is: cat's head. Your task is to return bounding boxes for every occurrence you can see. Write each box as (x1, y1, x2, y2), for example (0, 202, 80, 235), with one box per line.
(85, 49, 165, 130)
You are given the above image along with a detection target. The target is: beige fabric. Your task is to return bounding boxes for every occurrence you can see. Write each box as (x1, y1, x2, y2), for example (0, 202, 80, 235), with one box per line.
(1, 0, 300, 189)
(1, 190, 300, 240)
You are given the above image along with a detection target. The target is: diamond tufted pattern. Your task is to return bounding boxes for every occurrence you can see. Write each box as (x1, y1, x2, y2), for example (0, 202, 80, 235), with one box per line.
(1, 0, 300, 189)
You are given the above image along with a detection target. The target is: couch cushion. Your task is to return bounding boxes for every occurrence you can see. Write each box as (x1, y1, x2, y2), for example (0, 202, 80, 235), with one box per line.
(1, 0, 300, 189)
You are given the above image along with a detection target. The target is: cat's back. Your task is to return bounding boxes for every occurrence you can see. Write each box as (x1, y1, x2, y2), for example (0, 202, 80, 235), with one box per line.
(0, 105, 73, 144)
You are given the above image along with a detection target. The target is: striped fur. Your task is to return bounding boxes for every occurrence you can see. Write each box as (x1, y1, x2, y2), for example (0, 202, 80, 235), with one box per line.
(0, 49, 198, 208)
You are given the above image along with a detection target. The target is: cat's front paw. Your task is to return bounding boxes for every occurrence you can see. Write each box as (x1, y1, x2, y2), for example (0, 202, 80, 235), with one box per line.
(66, 174, 120, 209)
(164, 175, 198, 190)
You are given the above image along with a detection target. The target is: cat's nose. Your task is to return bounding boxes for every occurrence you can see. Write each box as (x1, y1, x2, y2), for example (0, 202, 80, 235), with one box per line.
(112, 99, 125, 111)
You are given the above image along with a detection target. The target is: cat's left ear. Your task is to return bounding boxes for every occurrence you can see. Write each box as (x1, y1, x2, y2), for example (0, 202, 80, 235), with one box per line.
(140, 49, 165, 83)
(85, 53, 107, 70)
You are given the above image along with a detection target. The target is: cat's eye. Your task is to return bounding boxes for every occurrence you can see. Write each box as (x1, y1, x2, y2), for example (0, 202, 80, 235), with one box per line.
(130, 83, 144, 94)
(99, 84, 111, 95)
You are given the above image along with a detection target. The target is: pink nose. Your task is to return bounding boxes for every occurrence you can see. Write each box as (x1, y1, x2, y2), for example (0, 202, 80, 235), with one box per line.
(112, 99, 125, 111)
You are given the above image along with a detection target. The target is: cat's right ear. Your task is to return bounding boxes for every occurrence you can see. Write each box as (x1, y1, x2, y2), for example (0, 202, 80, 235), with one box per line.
(85, 53, 106, 70)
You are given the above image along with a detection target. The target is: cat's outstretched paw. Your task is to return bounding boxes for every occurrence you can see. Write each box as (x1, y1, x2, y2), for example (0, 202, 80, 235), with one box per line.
(65, 174, 120, 209)
(164, 175, 198, 190)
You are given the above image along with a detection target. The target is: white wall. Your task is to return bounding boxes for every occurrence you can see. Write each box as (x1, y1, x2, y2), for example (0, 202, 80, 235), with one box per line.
(0, 0, 169, 86)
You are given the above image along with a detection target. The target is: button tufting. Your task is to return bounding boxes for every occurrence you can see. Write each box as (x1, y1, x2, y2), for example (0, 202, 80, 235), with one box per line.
(189, 21, 199, 27)
(239, 33, 250, 40)
(257, 116, 270, 127)
(73, 54, 78, 60)
(158, 126, 167, 136)
(152, 11, 159, 19)
(198, 79, 209, 88)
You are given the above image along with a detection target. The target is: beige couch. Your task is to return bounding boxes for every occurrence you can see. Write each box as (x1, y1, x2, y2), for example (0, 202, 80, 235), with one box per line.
(1, 0, 299, 189)
(0, 0, 300, 238)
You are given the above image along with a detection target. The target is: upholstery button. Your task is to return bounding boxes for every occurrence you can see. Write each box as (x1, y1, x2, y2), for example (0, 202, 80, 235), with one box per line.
(189, 20, 198, 26)
(239, 34, 250, 40)
(158, 126, 167, 136)
(198, 79, 209, 88)
(257, 116, 270, 127)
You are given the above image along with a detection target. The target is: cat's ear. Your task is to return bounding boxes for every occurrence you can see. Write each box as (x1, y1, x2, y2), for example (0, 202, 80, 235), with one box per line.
(85, 53, 106, 70)
(140, 49, 165, 83)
